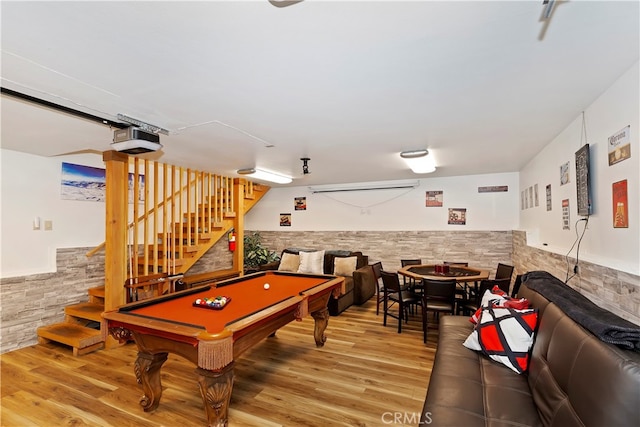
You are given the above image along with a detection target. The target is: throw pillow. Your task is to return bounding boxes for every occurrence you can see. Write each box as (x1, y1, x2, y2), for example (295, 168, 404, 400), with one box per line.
(469, 288, 510, 324)
(278, 252, 300, 272)
(470, 287, 530, 324)
(463, 307, 539, 374)
(333, 256, 357, 277)
(298, 250, 325, 274)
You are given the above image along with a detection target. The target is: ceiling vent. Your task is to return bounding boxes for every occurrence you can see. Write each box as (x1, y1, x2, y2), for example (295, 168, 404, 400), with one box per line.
(111, 127, 162, 154)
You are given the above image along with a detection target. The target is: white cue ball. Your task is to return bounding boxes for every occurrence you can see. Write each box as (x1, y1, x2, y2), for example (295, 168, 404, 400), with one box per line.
(264, 283, 270, 290)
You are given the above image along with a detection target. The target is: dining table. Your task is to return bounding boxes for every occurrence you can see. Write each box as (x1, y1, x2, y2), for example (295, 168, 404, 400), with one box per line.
(397, 263, 490, 295)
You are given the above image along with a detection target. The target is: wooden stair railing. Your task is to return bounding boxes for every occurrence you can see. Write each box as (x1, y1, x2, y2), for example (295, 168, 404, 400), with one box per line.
(40, 155, 269, 356)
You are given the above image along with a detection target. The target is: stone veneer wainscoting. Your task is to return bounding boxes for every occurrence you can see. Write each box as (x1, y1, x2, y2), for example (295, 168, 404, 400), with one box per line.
(0, 248, 105, 354)
(0, 240, 231, 354)
(512, 230, 640, 325)
(253, 230, 513, 279)
(2, 230, 637, 353)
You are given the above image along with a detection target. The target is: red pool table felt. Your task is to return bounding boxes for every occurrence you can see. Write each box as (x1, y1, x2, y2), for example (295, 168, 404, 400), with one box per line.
(123, 272, 331, 335)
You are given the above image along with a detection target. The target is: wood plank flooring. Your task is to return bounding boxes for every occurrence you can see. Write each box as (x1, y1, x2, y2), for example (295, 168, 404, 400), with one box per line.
(1, 299, 438, 427)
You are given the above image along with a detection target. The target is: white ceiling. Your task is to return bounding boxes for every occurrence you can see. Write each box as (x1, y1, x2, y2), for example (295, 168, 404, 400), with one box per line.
(1, 1, 639, 187)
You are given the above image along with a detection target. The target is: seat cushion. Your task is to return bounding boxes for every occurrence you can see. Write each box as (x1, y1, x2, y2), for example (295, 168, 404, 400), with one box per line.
(421, 316, 542, 426)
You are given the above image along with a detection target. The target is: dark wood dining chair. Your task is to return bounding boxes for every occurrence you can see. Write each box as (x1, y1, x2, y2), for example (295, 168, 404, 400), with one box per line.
(400, 258, 422, 290)
(495, 263, 515, 294)
(444, 261, 469, 311)
(370, 262, 384, 315)
(458, 277, 511, 315)
(511, 274, 523, 298)
(381, 270, 420, 333)
(420, 278, 457, 343)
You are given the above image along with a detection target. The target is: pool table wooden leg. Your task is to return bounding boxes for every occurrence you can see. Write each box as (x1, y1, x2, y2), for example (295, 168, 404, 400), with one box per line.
(311, 307, 330, 347)
(134, 351, 168, 412)
(196, 362, 235, 427)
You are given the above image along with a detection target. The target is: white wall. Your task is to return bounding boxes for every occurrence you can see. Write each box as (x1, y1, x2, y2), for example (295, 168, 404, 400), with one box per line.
(0, 150, 106, 277)
(246, 172, 520, 231)
(519, 61, 639, 275)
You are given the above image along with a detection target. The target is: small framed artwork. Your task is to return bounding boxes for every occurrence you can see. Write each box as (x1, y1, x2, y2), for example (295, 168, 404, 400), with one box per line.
(448, 208, 466, 225)
(608, 125, 631, 166)
(294, 197, 306, 210)
(546, 184, 552, 211)
(560, 162, 570, 185)
(280, 213, 291, 226)
(562, 199, 570, 230)
(612, 180, 628, 228)
(478, 185, 508, 193)
(425, 190, 443, 207)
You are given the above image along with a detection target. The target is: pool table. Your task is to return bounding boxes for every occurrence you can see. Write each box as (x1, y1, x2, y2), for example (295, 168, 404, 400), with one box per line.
(103, 270, 345, 427)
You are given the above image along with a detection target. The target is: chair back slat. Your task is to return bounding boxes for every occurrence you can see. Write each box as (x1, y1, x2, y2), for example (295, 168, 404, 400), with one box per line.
(371, 261, 383, 280)
(381, 270, 402, 293)
(495, 263, 514, 280)
(422, 278, 457, 302)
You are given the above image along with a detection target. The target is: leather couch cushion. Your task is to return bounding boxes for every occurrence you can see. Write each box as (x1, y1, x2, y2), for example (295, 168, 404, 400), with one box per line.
(527, 302, 640, 427)
(422, 316, 541, 427)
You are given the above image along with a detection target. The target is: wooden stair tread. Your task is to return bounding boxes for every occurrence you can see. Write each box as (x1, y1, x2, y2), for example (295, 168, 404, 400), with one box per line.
(65, 302, 104, 322)
(88, 286, 105, 298)
(37, 323, 103, 356)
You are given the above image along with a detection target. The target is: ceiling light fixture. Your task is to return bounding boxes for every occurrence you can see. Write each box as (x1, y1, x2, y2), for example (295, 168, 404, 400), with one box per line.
(400, 149, 436, 174)
(237, 168, 292, 184)
(301, 157, 310, 175)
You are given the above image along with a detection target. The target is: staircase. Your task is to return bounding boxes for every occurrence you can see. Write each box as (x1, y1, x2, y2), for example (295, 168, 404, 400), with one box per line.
(37, 158, 269, 355)
(37, 286, 105, 356)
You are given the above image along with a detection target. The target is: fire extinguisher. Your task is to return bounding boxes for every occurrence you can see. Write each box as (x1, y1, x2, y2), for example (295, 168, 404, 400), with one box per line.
(228, 230, 236, 252)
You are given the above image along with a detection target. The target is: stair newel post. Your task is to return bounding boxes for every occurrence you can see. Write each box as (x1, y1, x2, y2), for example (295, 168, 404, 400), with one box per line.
(233, 178, 246, 274)
(103, 151, 129, 347)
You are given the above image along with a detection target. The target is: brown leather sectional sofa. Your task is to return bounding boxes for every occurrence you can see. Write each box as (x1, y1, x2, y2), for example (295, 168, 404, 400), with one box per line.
(421, 271, 640, 426)
(261, 248, 376, 315)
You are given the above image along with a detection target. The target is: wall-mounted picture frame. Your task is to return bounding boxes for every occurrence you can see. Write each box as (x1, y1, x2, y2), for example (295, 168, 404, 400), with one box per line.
(294, 197, 306, 210)
(425, 190, 443, 207)
(608, 125, 631, 166)
(61, 162, 144, 203)
(546, 184, 552, 211)
(478, 185, 508, 193)
(612, 180, 628, 228)
(562, 199, 570, 230)
(448, 208, 466, 225)
(280, 213, 291, 226)
(560, 161, 570, 185)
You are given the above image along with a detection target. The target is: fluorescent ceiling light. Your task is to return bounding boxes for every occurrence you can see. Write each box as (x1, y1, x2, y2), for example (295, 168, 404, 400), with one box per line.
(400, 149, 436, 174)
(309, 180, 419, 193)
(237, 168, 292, 184)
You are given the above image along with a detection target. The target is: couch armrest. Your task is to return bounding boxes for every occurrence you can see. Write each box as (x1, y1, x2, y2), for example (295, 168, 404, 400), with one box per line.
(259, 261, 280, 271)
(353, 265, 376, 305)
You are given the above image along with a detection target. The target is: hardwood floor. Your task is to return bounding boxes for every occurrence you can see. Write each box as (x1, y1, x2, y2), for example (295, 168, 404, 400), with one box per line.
(1, 299, 438, 427)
